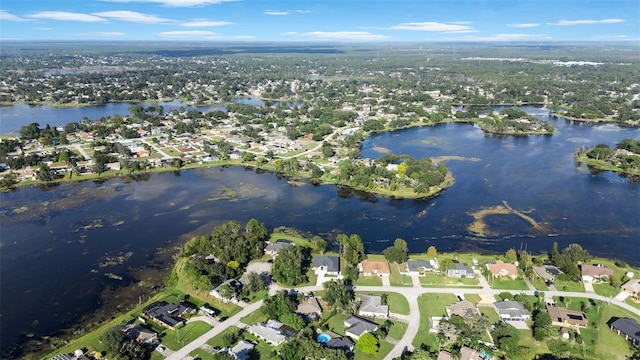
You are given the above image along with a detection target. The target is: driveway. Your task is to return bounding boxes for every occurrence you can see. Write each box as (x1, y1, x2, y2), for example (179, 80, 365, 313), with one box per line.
(583, 280, 595, 293)
(614, 291, 631, 302)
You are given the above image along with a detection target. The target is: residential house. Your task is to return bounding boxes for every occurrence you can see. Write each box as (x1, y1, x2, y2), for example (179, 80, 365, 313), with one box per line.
(228, 340, 255, 360)
(210, 279, 243, 304)
(296, 297, 322, 322)
(486, 260, 519, 279)
(122, 324, 157, 344)
(547, 306, 588, 328)
(446, 300, 480, 318)
(581, 264, 614, 283)
(494, 300, 531, 322)
(143, 301, 196, 330)
(344, 316, 378, 339)
(609, 318, 640, 347)
(403, 259, 436, 276)
(248, 320, 294, 346)
(532, 265, 563, 283)
(324, 336, 355, 353)
(447, 261, 475, 278)
(358, 260, 391, 277)
(358, 294, 389, 318)
(264, 240, 294, 257)
(313, 256, 341, 276)
(622, 279, 640, 296)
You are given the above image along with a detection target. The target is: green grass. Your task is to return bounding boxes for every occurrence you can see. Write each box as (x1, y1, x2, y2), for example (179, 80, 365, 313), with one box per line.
(625, 297, 640, 310)
(490, 278, 529, 290)
(383, 319, 408, 340)
(516, 329, 549, 358)
(269, 232, 311, 247)
(479, 307, 500, 324)
(160, 147, 183, 157)
(190, 348, 217, 360)
(593, 283, 619, 298)
(161, 321, 212, 351)
(353, 340, 394, 360)
(207, 326, 243, 348)
(241, 308, 268, 325)
(356, 291, 410, 315)
(325, 313, 349, 336)
(554, 279, 585, 292)
(353, 276, 383, 286)
(413, 293, 457, 348)
(420, 273, 480, 287)
(389, 262, 413, 287)
(464, 294, 481, 304)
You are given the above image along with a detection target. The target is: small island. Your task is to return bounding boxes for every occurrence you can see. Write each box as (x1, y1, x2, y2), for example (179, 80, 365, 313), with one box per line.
(575, 138, 640, 176)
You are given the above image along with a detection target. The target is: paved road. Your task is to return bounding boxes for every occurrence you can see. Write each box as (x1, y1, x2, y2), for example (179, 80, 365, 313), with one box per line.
(164, 279, 640, 360)
(164, 300, 263, 360)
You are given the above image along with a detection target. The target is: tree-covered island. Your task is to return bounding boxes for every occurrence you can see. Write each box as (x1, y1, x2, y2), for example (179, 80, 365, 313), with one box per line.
(575, 138, 640, 176)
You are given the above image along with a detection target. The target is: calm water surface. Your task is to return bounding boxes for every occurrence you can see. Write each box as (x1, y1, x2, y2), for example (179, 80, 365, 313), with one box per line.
(1, 106, 639, 356)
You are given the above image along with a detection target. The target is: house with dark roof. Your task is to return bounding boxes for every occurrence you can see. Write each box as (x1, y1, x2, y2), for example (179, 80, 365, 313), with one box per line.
(547, 306, 588, 328)
(358, 294, 389, 318)
(403, 259, 434, 276)
(325, 336, 354, 353)
(344, 316, 378, 339)
(610, 317, 640, 347)
(532, 265, 563, 283)
(313, 256, 341, 276)
(122, 324, 158, 344)
(447, 261, 474, 278)
(228, 340, 255, 360)
(264, 240, 294, 257)
(494, 300, 531, 322)
(143, 301, 196, 330)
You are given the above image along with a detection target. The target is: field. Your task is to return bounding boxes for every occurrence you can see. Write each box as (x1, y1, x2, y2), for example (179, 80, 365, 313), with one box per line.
(412, 293, 458, 348)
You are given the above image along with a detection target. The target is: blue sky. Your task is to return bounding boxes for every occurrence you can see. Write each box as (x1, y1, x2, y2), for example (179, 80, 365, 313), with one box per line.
(0, 0, 638, 42)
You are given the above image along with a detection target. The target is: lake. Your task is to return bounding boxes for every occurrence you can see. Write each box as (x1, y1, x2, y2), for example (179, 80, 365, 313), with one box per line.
(1, 106, 639, 356)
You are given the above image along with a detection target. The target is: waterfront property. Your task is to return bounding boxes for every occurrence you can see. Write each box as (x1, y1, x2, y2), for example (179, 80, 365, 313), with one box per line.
(264, 240, 294, 257)
(358, 260, 391, 277)
(403, 259, 438, 276)
(609, 317, 640, 347)
(622, 279, 640, 296)
(532, 265, 563, 283)
(485, 260, 519, 279)
(142, 301, 196, 330)
(121, 324, 157, 344)
(581, 264, 614, 283)
(447, 261, 475, 278)
(210, 279, 243, 304)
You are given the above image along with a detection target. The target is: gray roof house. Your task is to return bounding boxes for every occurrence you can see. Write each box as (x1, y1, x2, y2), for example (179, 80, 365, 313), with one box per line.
(610, 317, 640, 347)
(210, 279, 243, 304)
(532, 265, 563, 282)
(622, 279, 640, 296)
(122, 324, 157, 344)
(447, 262, 475, 278)
(297, 297, 322, 321)
(494, 300, 531, 322)
(404, 260, 433, 275)
(248, 320, 287, 346)
(358, 294, 389, 318)
(143, 301, 196, 330)
(325, 336, 355, 353)
(313, 256, 341, 275)
(264, 240, 294, 257)
(229, 340, 255, 360)
(344, 316, 378, 339)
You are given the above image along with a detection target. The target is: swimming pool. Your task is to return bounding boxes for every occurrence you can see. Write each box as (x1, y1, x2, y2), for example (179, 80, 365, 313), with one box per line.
(317, 333, 331, 343)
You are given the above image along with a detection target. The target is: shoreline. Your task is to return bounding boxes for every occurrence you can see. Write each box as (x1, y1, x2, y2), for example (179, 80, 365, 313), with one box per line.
(575, 153, 640, 177)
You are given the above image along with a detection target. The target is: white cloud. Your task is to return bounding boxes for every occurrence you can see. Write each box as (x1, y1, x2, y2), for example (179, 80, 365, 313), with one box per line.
(92, 11, 172, 23)
(448, 33, 552, 41)
(35, 27, 54, 31)
(280, 32, 299, 36)
(157, 30, 221, 38)
(180, 19, 234, 27)
(510, 23, 540, 28)
(299, 31, 390, 40)
(0, 10, 28, 21)
(231, 35, 256, 39)
(390, 22, 474, 32)
(95, 32, 127, 37)
(295, 10, 311, 14)
(553, 19, 624, 26)
(101, 0, 235, 7)
(27, 11, 106, 22)
(264, 10, 290, 16)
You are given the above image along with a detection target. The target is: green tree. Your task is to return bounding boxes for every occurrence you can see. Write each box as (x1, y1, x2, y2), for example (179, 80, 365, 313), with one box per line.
(383, 238, 409, 263)
(272, 246, 308, 286)
(310, 235, 327, 254)
(243, 271, 267, 294)
(505, 248, 517, 262)
(355, 332, 379, 354)
(426, 246, 437, 259)
(532, 310, 551, 341)
(322, 279, 353, 310)
(101, 327, 126, 357)
(194, 275, 213, 296)
(37, 163, 54, 182)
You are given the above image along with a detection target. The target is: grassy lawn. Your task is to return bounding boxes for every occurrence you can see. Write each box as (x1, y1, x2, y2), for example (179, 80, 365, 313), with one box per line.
(490, 278, 529, 290)
(161, 321, 212, 351)
(189, 348, 216, 360)
(413, 293, 457, 348)
(241, 308, 268, 326)
(625, 297, 640, 310)
(383, 319, 408, 340)
(269, 233, 311, 247)
(207, 326, 243, 348)
(479, 307, 500, 324)
(355, 291, 410, 315)
(464, 294, 481, 304)
(531, 277, 549, 291)
(420, 273, 480, 287)
(353, 340, 394, 360)
(160, 146, 183, 157)
(389, 262, 413, 287)
(353, 276, 383, 286)
(554, 279, 585, 292)
(517, 329, 549, 357)
(593, 283, 619, 298)
(325, 313, 349, 336)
